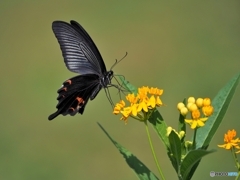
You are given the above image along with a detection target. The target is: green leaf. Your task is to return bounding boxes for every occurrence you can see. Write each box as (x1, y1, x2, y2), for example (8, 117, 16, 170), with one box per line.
(118, 76, 138, 95)
(186, 73, 240, 179)
(168, 131, 182, 173)
(196, 72, 240, 149)
(148, 109, 169, 148)
(98, 123, 159, 180)
(180, 149, 215, 180)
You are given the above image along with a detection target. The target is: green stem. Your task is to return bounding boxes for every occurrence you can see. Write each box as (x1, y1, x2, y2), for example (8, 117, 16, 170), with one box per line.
(144, 120, 165, 180)
(231, 148, 240, 180)
(192, 128, 197, 150)
(236, 172, 240, 180)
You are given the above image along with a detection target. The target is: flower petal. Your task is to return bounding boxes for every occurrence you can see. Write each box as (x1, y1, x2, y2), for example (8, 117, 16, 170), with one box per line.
(147, 95, 156, 108)
(191, 120, 197, 129)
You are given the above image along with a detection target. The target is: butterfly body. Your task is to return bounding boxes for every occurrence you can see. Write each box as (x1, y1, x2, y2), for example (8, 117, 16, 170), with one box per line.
(48, 20, 113, 120)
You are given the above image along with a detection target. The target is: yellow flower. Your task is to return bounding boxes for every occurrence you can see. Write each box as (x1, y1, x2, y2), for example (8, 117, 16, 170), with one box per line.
(141, 86, 150, 92)
(113, 106, 121, 115)
(149, 87, 163, 96)
(155, 96, 163, 106)
(113, 100, 125, 114)
(121, 107, 132, 117)
(177, 96, 214, 129)
(185, 117, 208, 129)
(147, 95, 156, 108)
(218, 129, 240, 150)
(137, 100, 148, 112)
(130, 104, 138, 116)
(148, 87, 157, 95)
(126, 93, 138, 104)
(114, 86, 163, 123)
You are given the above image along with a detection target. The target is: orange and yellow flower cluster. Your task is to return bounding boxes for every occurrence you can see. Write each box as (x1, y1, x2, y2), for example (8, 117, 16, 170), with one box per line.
(177, 97, 214, 129)
(218, 129, 240, 153)
(113, 86, 163, 124)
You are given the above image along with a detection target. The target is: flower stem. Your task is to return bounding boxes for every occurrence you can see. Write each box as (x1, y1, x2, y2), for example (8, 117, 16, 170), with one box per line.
(235, 172, 240, 180)
(144, 121, 165, 180)
(231, 148, 240, 180)
(192, 128, 197, 150)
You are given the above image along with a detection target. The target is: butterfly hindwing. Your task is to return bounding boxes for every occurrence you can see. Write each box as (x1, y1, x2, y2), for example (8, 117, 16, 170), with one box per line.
(52, 21, 107, 75)
(48, 74, 101, 120)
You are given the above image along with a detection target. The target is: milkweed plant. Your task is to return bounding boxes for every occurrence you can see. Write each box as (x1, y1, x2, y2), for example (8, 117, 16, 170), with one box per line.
(98, 73, 240, 180)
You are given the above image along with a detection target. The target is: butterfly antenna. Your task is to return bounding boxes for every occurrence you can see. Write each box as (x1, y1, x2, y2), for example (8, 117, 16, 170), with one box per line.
(110, 52, 128, 70)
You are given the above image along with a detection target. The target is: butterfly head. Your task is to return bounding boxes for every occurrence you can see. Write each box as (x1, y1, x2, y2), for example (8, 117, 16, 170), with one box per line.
(101, 70, 114, 88)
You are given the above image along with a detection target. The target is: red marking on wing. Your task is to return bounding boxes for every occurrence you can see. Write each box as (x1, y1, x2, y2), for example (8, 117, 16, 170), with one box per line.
(66, 79, 72, 85)
(62, 87, 67, 91)
(76, 97, 84, 104)
(69, 107, 75, 112)
(62, 80, 72, 87)
(68, 97, 86, 113)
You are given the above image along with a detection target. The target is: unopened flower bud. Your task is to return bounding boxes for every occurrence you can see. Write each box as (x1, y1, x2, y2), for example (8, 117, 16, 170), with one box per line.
(188, 103, 198, 112)
(177, 102, 185, 111)
(180, 107, 188, 116)
(203, 98, 211, 106)
(188, 97, 195, 104)
(196, 98, 203, 108)
(202, 105, 214, 116)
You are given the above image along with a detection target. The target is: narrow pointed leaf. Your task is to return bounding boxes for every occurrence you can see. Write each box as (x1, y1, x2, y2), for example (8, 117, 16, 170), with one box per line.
(168, 131, 182, 173)
(148, 109, 169, 148)
(98, 123, 159, 180)
(180, 149, 215, 180)
(187, 73, 240, 179)
(196, 73, 240, 149)
(118, 76, 138, 95)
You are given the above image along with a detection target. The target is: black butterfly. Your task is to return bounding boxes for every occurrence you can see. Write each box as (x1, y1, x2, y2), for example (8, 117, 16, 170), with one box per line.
(48, 20, 115, 120)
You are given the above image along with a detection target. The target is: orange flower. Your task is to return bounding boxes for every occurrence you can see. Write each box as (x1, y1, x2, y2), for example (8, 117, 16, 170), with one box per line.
(218, 129, 240, 150)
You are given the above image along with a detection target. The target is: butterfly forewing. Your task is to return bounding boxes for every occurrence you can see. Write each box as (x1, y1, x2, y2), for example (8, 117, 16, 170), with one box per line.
(70, 20, 107, 73)
(52, 21, 106, 75)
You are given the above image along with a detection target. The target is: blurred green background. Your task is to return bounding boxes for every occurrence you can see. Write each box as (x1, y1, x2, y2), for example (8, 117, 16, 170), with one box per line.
(1, 1, 240, 180)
